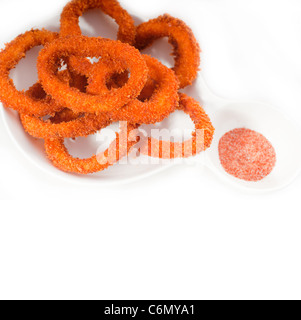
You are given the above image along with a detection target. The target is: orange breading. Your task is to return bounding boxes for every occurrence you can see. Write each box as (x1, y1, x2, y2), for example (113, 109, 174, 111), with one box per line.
(37, 36, 148, 114)
(87, 55, 180, 124)
(44, 123, 138, 174)
(21, 111, 111, 139)
(0, 1, 215, 176)
(60, 0, 137, 76)
(60, 0, 136, 45)
(140, 93, 215, 159)
(135, 14, 201, 89)
(0, 29, 61, 117)
(50, 108, 80, 124)
(20, 72, 111, 139)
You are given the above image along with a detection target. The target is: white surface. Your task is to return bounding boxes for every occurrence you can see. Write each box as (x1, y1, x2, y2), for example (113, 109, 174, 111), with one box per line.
(1, 0, 301, 300)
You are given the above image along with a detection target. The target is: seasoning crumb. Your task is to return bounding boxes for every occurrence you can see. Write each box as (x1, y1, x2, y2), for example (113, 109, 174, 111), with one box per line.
(219, 128, 276, 182)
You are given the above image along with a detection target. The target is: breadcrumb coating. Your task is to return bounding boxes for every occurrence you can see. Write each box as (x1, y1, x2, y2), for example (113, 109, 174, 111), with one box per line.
(60, 0, 136, 45)
(135, 14, 201, 89)
(0, 29, 61, 117)
(87, 55, 180, 124)
(37, 36, 148, 114)
(0, 1, 215, 176)
(60, 0, 137, 75)
(44, 123, 138, 174)
(140, 93, 215, 158)
(20, 70, 111, 139)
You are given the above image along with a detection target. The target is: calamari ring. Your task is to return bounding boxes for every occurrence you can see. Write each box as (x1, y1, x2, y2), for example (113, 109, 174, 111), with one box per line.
(66, 53, 130, 92)
(21, 111, 110, 139)
(87, 55, 179, 124)
(44, 122, 138, 174)
(37, 36, 148, 114)
(0, 29, 62, 117)
(140, 93, 215, 159)
(60, 0, 136, 75)
(60, 0, 136, 45)
(135, 14, 201, 89)
(18, 69, 77, 118)
(20, 70, 111, 139)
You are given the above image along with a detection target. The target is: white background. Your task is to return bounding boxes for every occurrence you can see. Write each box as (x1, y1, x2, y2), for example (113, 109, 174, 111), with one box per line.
(0, 0, 301, 300)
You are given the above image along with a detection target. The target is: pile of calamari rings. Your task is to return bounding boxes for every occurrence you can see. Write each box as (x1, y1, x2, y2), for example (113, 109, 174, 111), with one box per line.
(0, 0, 215, 175)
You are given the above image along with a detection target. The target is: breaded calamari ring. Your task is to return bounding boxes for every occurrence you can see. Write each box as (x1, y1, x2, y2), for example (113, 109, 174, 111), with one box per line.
(135, 14, 201, 89)
(37, 36, 148, 114)
(44, 122, 138, 174)
(60, 0, 136, 45)
(87, 55, 179, 124)
(60, 0, 136, 75)
(20, 105, 111, 140)
(0, 29, 62, 117)
(21, 112, 111, 139)
(20, 75, 111, 139)
(140, 93, 215, 159)
(66, 52, 130, 91)
(18, 69, 75, 118)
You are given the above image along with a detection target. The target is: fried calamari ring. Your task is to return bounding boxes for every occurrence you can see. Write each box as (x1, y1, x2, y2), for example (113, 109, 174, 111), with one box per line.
(135, 14, 201, 89)
(17, 69, 74, 117)
(87, 55, 179, 124)
(66, 52, 130, 91)
(21, 111, 111, 139)
(140, 93, 214, 159)
(44, 122, 138, 174)
(60, 0, 136, 75)
(37, 36, 148, 114)
(20, 97, 111, 140)
(60, 0, 136, 45)
(0, 29, 62, 117)
(20, 70, 111, 139)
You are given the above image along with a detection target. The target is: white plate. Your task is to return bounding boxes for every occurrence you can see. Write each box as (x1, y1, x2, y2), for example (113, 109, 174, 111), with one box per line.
(1, 106, 178, 186)
(2, 6, 301, 190)
(0, 10, 182, 186)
